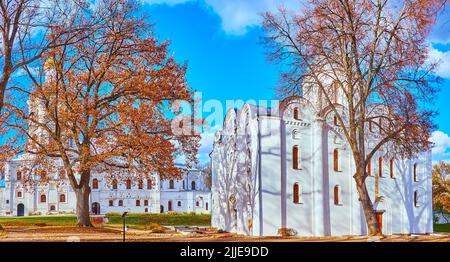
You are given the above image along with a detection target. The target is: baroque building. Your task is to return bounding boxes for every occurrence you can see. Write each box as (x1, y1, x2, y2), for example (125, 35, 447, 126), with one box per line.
(211, 94, 432, 236)
(0, 161, 210, 216)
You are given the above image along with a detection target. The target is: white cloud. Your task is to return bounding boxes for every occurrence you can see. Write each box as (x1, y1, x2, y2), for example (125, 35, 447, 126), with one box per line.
(143, 0, 303, 35)
(431, 130, 450, 163)
(428, 46, 450, 79)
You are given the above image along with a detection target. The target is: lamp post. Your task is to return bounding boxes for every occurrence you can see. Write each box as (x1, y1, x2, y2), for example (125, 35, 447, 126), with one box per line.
(122, 212, 128, 242)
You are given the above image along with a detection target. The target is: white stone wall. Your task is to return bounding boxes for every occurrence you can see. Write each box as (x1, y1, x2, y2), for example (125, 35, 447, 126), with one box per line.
(211, 96, 433, 237)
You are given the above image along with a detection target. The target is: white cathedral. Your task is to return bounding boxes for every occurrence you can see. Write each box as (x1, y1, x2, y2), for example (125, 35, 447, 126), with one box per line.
(0, 60, 211, 217)
(211, 88, 433, 236)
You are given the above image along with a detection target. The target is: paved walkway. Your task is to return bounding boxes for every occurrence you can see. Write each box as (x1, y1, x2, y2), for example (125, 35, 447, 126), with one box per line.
(1, 226, 449, 242)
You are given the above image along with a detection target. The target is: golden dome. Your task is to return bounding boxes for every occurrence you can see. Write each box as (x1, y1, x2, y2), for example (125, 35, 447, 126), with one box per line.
(43, 57, 56, 72)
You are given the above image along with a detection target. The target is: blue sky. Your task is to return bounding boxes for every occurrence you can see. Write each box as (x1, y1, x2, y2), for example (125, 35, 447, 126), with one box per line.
(140, 0, 450, 164)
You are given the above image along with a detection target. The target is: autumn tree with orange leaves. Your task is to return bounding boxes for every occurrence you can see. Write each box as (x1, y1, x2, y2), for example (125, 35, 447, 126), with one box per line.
(0, 0, 87, 172)
(7, 0, 199, 226)
(432, 162, 450, 222)
(263, 0, 445, 235)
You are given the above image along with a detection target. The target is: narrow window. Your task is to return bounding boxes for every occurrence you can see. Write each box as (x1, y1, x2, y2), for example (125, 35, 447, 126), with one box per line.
(379, 118, 383, 135)
(17, 191, 22, 198)
(196, 201, 200, 207)
(414, 191, 419, 207)
(293, 108, 300, 120)
(136, 200, 140, 206)
(40, 194, 47, 203)
(169, 180, 174, 189)
(293, 183, 301, 204)
(293, 145, 300, 170)
(138, 179, 143, 190)
(367, 158, 372, 176)
(118, 200, 123, 206)
(333, 81, 339, 104)
(334, 185, 341, 205)
(16, 171, 22, 181)
(59, 194, 66, 203)
(378, 157, 383, 177)
(112, 179, 118, 190)
(390, 159, 395, 178)
(191, 181, 196, 190)
(92, 178, 99, 189)
(147, 179, 152, 190)
(144, 200, 149, 206)
(206, 202, 209, 210)
(168, 201, 173, 211)
(413, 163, 418, 182)
(333, 149, 339, 172)
(109, 200, 114, 207)
(177, 201, 182, 207)
(126, 179, 131, 189)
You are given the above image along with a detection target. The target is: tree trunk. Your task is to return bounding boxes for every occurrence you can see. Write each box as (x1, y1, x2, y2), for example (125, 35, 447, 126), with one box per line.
(354, 166, 382, 236)
(74, 183, 93, 227)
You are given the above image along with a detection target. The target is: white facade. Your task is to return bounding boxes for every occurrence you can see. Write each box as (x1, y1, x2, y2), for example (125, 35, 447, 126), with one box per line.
(0, 160, 211, 216)
(211, 96, 433, 237)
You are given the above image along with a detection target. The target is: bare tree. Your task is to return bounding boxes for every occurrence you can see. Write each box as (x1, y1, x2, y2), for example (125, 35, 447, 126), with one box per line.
(262, 0, 445, 235)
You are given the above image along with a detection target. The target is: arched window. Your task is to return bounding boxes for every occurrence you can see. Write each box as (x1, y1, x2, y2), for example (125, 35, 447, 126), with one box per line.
(126, 179, 132, 189)
(196, 201, 200, 207)
(378, 157, 383, 177)
(168, 201, 173, 211)
(191, 181, 196, 190)
(92, 179, 99, 189)
(17, 191, 22, 198)
(333, 149, 339, 172)
(177, 201, 182, 207)
(414, 191, 419, 207)
(59, 194, 66, 203)
(334, 185, 341, 205)
(40, 194, 47, 203)
(293, 183, 301, 204)
(118, 200, 123, 206)
(367, 158, 372, 176)
(112, 179, 118, 190)
(16, 171, 22, 181)
(293, 107, 300, 120)
(144, 200, 148, 206)
(333, 81, 339, 104)
(136, 200, 140, 206)
(147, 179, 152, 190)
(109, 200, 114, 207)
(390, 159, 395, 178)
(293, 145, 300, 170)
(206, 202, 209, 210)
(138, 179, 143, 190)
(169, 180, 174, 189)
(50, 205, 56, 211)
(413, 163, 418, 182)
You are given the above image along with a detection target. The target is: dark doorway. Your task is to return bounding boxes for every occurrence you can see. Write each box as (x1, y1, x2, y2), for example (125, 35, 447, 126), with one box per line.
(17, 203, 24, 216)
(168, 201, 173, 211)
(160, 205, 164, 213)
(92, 202, 101, 215)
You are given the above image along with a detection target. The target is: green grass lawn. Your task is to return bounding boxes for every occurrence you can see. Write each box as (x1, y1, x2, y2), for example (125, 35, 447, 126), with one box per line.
(433, 223, 450, 233)
(105, 212, 211, 227)
(0, 213, 211, 228)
